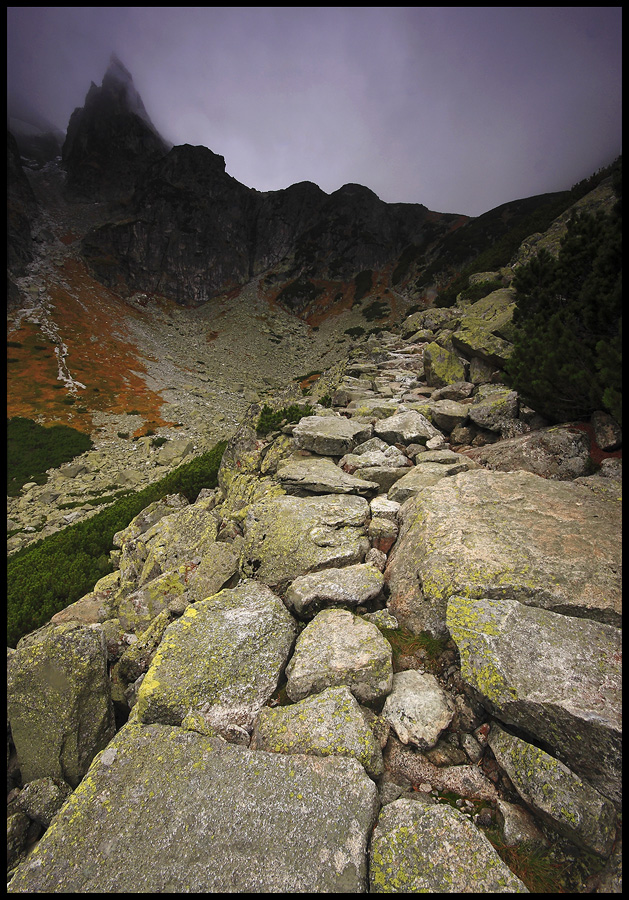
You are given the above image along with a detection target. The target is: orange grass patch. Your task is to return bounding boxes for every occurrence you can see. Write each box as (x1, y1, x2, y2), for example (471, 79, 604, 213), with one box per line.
(7, 258, 175, 435)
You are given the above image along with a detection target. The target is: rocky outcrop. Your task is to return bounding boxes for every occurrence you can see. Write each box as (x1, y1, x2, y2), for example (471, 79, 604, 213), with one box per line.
(7, 324, 621, 891)
(62, 54, 169, 201)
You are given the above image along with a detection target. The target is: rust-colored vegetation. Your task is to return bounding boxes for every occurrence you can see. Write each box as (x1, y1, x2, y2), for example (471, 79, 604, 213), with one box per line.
(7, 258, 174, 436)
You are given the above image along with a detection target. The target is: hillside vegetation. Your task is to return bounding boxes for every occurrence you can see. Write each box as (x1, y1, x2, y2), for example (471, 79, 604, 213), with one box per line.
(7, 441, 226, 647)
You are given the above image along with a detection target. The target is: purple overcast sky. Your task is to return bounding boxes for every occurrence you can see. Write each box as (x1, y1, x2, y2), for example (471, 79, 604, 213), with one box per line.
(7, 7, 622, 217)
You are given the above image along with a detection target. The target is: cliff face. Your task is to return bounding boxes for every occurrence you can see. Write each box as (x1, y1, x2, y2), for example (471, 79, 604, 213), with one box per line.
(81, 145, 462, 306)
(62, 55, 169, 201)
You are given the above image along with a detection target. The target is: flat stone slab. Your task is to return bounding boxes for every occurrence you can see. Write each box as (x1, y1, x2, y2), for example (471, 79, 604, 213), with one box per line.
(447, 594, 622, 807)
(488, 724, 617, 857)
(370, 799, 528, 892)
(276, 456, 379, 496)
(285, 563, 385, 618)
(8, 723, 379, 893)
(386, 469, 621, 637)
(292, 415, 373, 456)
(240, 494, 370, 590)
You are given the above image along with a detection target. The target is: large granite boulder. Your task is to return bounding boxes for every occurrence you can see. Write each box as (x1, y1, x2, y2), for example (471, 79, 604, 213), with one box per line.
(374, 410, 442, 446)
(240, 494, 370, 590)
(292, 415, 373, 456)
(451, 288, 516, 368)
(7, 623, 115, 788)
(285, 563, 384, 618)
(134, 581, 297, 731)
(422, 342, 468, 387)
(251, 685, 384, 778)
(285, 608, 393, 704)
(385, 469, 621, 637)
(276, 456, 379, 496)
(464, 424, 592, 479)
(370, 799, 528, 892)
(8, 723, 379, 892)
(447, 594, 622, 806)
(488, 724, 617, 856)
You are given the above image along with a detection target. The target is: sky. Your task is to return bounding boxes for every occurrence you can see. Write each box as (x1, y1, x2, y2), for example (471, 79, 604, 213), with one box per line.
(7, 7, 622, 217)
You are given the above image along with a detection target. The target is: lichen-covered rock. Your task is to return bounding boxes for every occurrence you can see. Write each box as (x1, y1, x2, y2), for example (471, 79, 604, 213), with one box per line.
(386, 469, 621, 637)
(465, 424, 593, 479)
(50, 569, 120, 626)
(429, 398, 470, 432)
(447, 595, 622, 806)
(285, 608, 393, 704)
(422, 341, 468, 387)
(7, 622, 115, 788)
(112, 493, 189, 547)
(134, 498, 221, 585)
(240, 493, 370, 590)
(252, 685, 384, 777)
(8, 723, 379, 893)
(375, 409, 443, 445)
(285, 563, 384, 618)
(292, 415, 373, 456)
(116, 565, 188, 633)
(134, 581, 297, 729)
(451, 288, 516, 368)
(488, 724, 617, 857)
(369, 799, 529, 892)
(466, 384, 519, 433)
(381, 670, 455, 749)
(276, 456, 379, 495)
(15, 776, 73, 827)
(387, 453, 477, 503)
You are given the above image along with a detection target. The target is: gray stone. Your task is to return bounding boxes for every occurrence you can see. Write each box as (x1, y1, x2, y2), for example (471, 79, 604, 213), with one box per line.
(8, 723, 379, 893)
(467, 384, 519, 433)
(591, 410, 622, 451)
(285, 563, 384, 617)
(429, 398, 470, 432)
(465, 424, 592, 479)
(134, 581, 297, 730)
(7, 623, 115, 788)
(495, 800, 549, 849)
(422, 342, 468, 387)
(385, 469, 621, 638)
(252, 685, 384, 778)
(382, 670, 455, 749)
(276, 456, 379, 495)
(448, 596, 621, 807)
(387, 460, 469, 503)
(488, 724, 617, 857)
(375, 409, 443, 446)
(370, 799, 528, 892)
(240, 494, 370, 590)
(16, 777, 73, 827)
(292, 415, 373, 456)
(285, 608, 393, 704)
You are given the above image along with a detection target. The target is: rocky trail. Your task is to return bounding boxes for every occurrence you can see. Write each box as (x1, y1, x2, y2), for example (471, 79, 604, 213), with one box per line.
(7, 320, 622, 891)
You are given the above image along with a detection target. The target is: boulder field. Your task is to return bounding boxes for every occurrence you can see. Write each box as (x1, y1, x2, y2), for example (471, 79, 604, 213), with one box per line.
(7, 327, 622, 892)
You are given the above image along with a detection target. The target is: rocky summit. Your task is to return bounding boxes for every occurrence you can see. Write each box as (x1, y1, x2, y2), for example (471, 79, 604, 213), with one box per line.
(7, 57, 622, 893)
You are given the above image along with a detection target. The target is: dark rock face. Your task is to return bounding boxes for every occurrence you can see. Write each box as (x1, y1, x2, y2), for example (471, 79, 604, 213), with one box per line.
(62, 55, 168, 201)
(7, 131, 39, 276)
(81, 150, 461, 307)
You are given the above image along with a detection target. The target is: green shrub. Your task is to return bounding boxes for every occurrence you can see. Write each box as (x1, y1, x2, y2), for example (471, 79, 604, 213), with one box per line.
(353, 270, 373, 304)
(362, 300, 390, 322)
(505, 191, 622, 424)
(7, 417, 93, 497)
(256, 403, 314, 436)
(7, 441, 226, 647)
(344, 326, 365, 338)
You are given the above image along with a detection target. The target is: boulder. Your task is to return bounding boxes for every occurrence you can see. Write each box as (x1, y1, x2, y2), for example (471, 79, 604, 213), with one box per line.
(285, 608, 393, 704)
(451, 288, 516, 367)
(276, 456, 379, 496)
(285, 563, 384, 618)
(292, 415, 373, 456)
(15, 776, 73, 828)
(370, 799, 528, 893)
(240, 494, 370, 590)
(429, 398, 470, 432)
(8, 723, 379, 893)
(7, 623, 115, 788)
(422, 342, 468, 387)
(134, 581, 297, 731)
(488, 724, 617, 857)
(116, 566, 188, 633)
(385, 469, 621, 637)
(464, 424, 592, 479)
(447, 595, 622, 806)
(251, 685, 384, 778)
(381, 670, 455, 749)
(374, 410, 443, 445)
(466, 384, 519, 433)
(387, 452, 477, 503)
